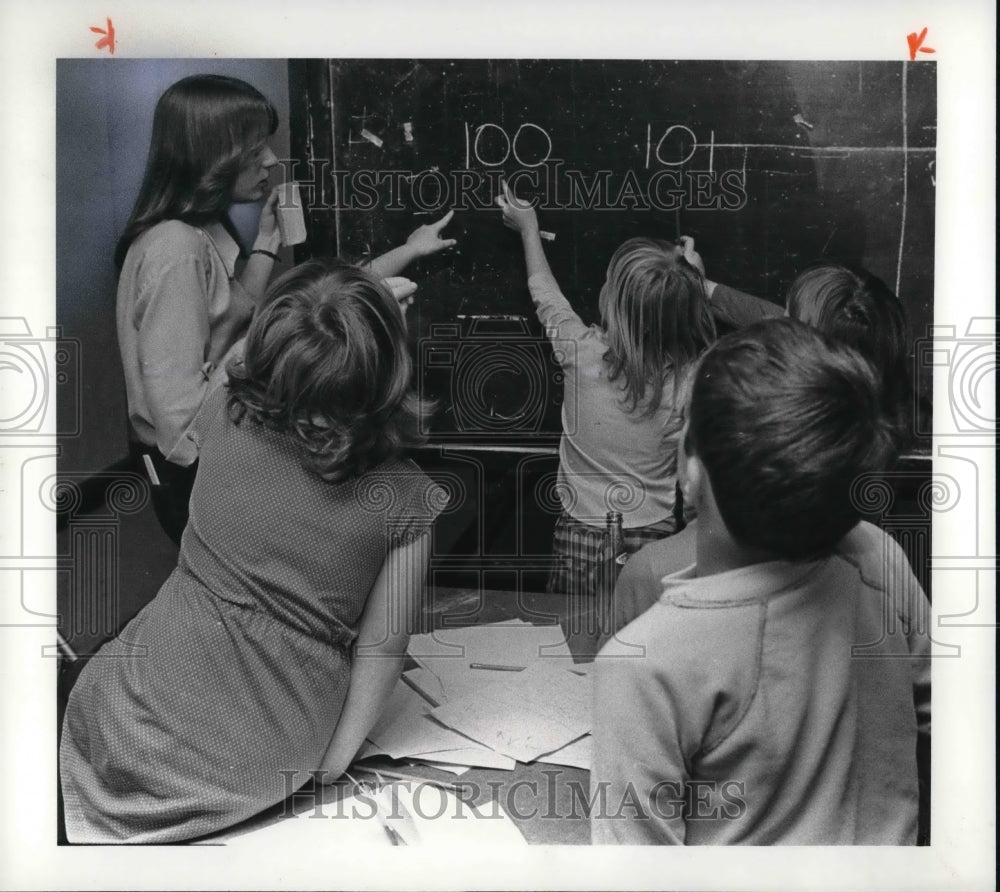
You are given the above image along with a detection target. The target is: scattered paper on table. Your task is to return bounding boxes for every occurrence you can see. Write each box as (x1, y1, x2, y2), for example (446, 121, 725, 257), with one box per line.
(365, 680, 518, 768)
(403, 667, 447, 705)
(430, 662, 591, 763)
(536, 733, 592, 770)
(408, 760, 471, 775)
(410, 747, 516, 771)
(408, 621, 575, 686)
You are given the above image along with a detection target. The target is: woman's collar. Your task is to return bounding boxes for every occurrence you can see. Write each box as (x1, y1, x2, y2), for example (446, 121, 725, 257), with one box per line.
(202, 220, 240, 279)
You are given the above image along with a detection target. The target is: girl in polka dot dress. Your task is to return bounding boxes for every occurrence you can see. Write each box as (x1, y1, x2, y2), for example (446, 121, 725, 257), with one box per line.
(60, 260, 447, 843)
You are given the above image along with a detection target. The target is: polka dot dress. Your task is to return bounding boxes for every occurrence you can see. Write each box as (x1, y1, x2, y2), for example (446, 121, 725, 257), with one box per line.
(59, 389, 446, 843)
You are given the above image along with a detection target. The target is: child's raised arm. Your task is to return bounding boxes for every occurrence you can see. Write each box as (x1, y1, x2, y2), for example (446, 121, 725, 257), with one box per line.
(498, 180, 588, 343)
(368, 210, 457, 278)
(497, 179, 555, 282)
(680, 235, 783, 329)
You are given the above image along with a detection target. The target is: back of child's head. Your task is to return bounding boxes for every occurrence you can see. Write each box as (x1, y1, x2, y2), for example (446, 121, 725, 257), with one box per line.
(227, 259, 428, 482)
(786, 262, 912, 446)
(599, 238, 716, 416)
(685, 318, 897, 559)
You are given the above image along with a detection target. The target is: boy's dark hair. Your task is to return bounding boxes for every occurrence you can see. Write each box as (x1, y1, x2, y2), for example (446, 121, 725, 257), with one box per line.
(685, 318, 896, 559)
(226, 259, 430, 483)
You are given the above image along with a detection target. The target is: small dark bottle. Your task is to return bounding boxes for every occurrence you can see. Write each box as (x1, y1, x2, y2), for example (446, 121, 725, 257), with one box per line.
(588, 511, 627, 637)
(593, 511, 627, 599)
(606, 510, 627, 570)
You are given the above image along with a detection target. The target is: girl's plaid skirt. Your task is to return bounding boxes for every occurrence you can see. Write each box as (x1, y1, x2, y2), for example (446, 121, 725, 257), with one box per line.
(546, 509, 681, 601)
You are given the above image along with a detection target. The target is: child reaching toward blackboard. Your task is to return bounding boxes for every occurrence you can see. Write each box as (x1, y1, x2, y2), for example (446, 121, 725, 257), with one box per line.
(497, 182, 716, 600)
(591, 318, 930, 845)
(704, 260, 914, 449)
(606, 259, 917, 641)
(61, 260, 447, 843)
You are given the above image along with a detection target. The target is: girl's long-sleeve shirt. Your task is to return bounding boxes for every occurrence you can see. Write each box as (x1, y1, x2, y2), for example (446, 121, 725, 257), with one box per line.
(528, 270, 685, 529)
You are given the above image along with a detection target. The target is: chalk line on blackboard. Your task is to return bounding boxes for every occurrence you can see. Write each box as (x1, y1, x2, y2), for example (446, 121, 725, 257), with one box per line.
(896, 62, 909, 297)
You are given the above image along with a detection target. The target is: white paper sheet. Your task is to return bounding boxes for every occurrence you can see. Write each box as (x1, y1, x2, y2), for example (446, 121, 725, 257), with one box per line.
(535, 733, 593, 770)
(364, 680, 518, 768)
(430, 663, 591, 763)
(408, 621, 575, 687)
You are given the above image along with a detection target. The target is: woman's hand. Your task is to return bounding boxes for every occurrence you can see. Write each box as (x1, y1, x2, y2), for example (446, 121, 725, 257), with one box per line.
(383, 276, 417, 316)
(497, 180, 539, 235)
(677, 235, 706, 277)
(253, 187, 282, 252)
(404, 210, 457, 258)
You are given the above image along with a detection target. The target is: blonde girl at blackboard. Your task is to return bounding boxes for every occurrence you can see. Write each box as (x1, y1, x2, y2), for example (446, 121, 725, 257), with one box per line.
(497, 182, 716, 600)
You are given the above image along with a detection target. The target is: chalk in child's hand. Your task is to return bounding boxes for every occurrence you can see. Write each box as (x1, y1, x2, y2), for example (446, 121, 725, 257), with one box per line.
(539, 230, 556, 242)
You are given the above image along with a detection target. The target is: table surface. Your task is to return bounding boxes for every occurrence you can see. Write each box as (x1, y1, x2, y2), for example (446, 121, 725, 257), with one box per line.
(204, 586, 604, 846)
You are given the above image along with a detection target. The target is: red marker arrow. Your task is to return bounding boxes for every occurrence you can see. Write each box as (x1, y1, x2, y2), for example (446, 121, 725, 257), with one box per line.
(91, 17, 116, 55)
(906, 27, 934, 60)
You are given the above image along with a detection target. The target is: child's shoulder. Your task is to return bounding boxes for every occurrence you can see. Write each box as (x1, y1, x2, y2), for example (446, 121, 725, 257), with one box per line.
(635, 525, 697, 581)
(604, 568, 760, 658)
(352, 458, 450, 520)
(834, 521, 920, 593)
(597, 586, 762, 723)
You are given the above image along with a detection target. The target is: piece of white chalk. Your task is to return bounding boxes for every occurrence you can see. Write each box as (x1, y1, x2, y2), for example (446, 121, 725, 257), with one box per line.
(539, 230, 556, 242)
(141, 453, 161, 487)
(360, 128, 384, 148)
(276, 182, 308, 246)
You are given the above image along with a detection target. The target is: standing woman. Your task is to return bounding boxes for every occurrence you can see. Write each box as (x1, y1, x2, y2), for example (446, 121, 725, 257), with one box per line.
(116, 74, 456, 543)
(115, 74, 285, 544)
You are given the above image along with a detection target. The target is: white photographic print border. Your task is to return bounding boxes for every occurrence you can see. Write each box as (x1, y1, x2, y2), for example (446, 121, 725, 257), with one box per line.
(1, 1, 994, 890)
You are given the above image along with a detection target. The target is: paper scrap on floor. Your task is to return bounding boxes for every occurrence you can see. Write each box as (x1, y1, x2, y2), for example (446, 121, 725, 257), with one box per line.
(223, 782, 526, 847)
(430, 661, 591, 764)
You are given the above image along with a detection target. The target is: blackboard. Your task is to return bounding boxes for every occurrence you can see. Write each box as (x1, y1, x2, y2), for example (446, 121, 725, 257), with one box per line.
(288, 60, 935, 449)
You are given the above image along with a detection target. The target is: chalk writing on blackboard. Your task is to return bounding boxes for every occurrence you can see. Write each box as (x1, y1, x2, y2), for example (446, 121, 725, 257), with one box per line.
(464, 123, 554, 168)
(646, 124, 698, 167)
